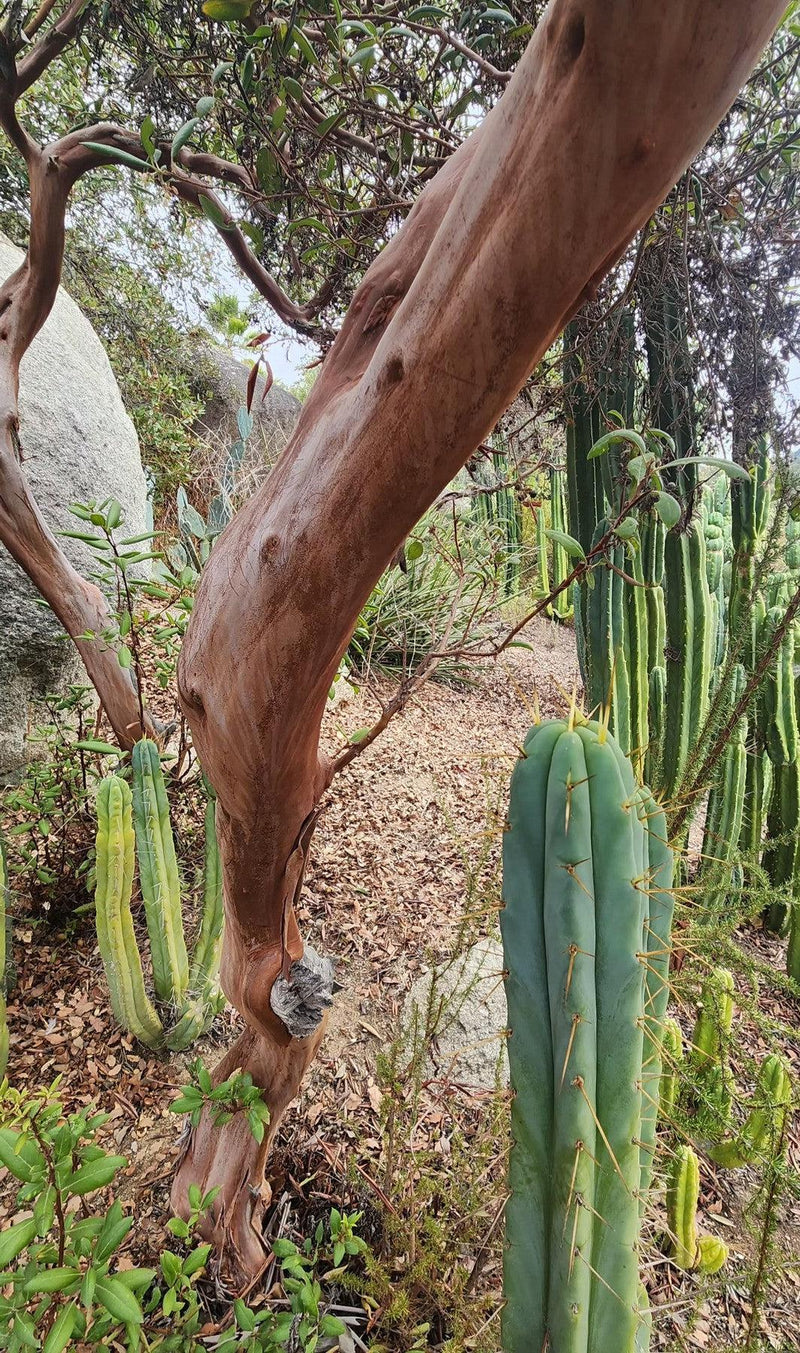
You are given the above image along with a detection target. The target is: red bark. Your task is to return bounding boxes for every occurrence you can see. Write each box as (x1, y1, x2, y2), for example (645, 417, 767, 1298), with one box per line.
(172, 0, 785, 1287)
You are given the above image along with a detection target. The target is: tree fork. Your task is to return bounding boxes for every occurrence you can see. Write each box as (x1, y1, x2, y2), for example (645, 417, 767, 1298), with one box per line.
(172, 0, 785, 1287)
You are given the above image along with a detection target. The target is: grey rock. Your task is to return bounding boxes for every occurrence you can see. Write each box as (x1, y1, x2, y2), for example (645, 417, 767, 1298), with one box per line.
(181, 341, 300, 498)
(403, 939, 508, 1090)
(0, 235, 148, 779)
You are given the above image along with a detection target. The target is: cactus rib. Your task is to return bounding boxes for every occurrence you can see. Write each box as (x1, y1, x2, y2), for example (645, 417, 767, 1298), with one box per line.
(131, 740, 189, 1005)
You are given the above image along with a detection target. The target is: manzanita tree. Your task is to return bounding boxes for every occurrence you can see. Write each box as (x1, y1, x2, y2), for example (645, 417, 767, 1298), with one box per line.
(0, 0, 785, 1286)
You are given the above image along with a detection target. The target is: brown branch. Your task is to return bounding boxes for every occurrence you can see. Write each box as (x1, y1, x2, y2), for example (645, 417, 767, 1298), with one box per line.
(15, 0, 89, 93)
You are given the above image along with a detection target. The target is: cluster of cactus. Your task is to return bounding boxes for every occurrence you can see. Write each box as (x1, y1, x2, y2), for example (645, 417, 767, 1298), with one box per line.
(501, 713, 674, 1352)
(657, 968, 792, 1170)
(94, 739, 224, 1051)
(564, 360, 800, 977)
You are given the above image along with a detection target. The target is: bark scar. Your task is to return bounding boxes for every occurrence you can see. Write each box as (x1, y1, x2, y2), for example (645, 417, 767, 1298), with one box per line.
(279, 804, 324, 978)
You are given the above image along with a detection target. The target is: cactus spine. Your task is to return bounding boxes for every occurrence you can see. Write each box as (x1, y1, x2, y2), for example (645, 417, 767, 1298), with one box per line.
(667, 1145, 728, 1274)
(502, 717, 672, 1353)
(763, 762, 800, 940)
(95, 742, 224, 1051)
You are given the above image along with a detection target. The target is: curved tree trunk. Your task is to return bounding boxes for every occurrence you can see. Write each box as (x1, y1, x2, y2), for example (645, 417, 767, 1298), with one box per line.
(171, 0, 785, 1286)
(0, 136, 154, 750)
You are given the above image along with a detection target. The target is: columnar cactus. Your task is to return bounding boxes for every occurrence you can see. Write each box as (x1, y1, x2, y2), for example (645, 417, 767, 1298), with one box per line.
(131, 739, 190, 1006)
(501, 715, 673, 1353)
(661, 525, 712, 801)
(95, 777, 164, 1049)
(701, 666, 748, 908)
(667, 1145, 728, 1274)
(763, 761, 800, 939)
(550, 466, 573, 619)
(94, 741, 224, 1051)
(585, 524, 632, 752)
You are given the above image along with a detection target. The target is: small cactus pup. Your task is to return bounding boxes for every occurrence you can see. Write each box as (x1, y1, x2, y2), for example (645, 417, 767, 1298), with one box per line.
(94, 743, 225, 1051)
(710, 1053, 793, 1169)
(667, 1145, 728, 1274)
(501, 714, 672, 1353)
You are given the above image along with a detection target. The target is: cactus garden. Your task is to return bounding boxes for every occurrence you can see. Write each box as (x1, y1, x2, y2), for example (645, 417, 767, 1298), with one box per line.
(0, 1, 799, 1351)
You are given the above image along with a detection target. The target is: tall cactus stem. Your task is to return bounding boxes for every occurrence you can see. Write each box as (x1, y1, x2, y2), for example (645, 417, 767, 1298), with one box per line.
(94, 777, 164, 1049)
(131, 739, 189, 1005)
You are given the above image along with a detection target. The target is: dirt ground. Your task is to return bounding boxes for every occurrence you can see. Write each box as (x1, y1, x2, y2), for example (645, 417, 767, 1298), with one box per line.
(2, 614, 799, 1350)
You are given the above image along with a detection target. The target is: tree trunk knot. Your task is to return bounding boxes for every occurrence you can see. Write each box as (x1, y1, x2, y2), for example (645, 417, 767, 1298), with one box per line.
(270, 943, 337, 1038)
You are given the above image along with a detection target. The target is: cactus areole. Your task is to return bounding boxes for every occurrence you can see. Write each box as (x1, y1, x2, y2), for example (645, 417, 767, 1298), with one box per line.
(501, 717, 673, 1352)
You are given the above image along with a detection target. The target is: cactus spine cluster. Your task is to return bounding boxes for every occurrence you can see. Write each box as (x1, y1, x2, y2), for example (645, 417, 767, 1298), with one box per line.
(94, 740, 224, 1050)
(501, 715, 674, 1353)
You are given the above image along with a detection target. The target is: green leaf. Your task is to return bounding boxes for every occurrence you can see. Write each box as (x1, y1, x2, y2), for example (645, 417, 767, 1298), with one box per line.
(202, 0, 254, 19)
(66, 1154, 127, 1195)
(183, 1243, 212, 1277)
(113, 1267, 157, 1291)
(668, 455, 751, 482)
(291, 28, 318, 65)
(74, 739, 121, 756)
(284, 76, 304, 101)
(212, 61, 234, 83)
(654, 491, 682, 528)
(94, 1201, 133, 1264)
(160, 1250, 182, 1286)
(348, 727, 371, 745)
(320, 1314, 346, 1337)
(588, 428, 648, 460)
(0, 1129, 40, 1182)
(234, 1297, 256, 1331)
(333, 1240, 345, 1266)
(117, 645, 132, 670)
(42, 1301, 79, 1353)
(23, 1267, 81, 1295)
(544, 528, 585, 560)
(613, 516, 638, 541)
(95, 1274, 143, 1325)
(171, 117, 200, 157)
(348, 43, 377, 68)
(272, 1238, 297, 1258)
(199, 194, 231, 230)
(0, 1217, 37, 1265)
(195, 95, 216, 117)
(406, 539, 424, 562)
(81, 141, 151, 171)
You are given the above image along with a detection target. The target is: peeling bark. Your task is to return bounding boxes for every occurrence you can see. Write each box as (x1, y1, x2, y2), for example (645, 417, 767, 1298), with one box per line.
(172, 0, 785, 1287)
